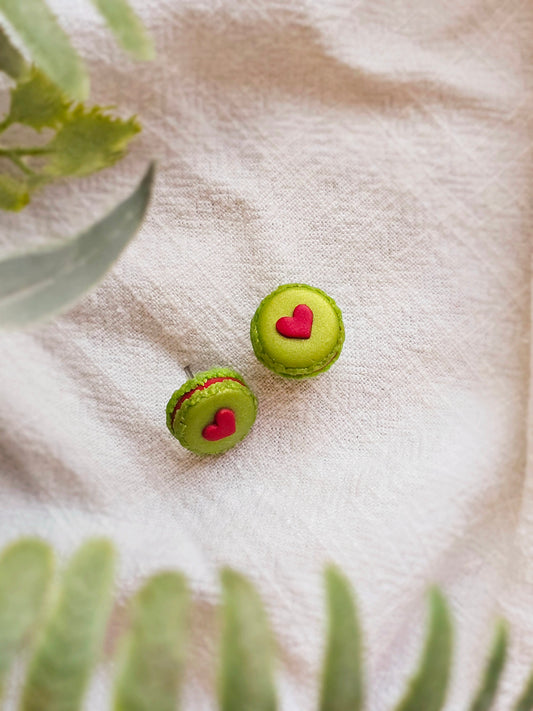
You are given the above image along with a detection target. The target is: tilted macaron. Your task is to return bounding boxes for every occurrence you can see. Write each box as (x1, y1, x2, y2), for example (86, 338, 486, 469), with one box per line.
(250, 284, 344, 379)
(166, 368, 257, 455)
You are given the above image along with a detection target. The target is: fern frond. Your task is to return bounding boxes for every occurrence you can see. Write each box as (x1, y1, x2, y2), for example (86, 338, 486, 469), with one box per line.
(394, 588, 453, 711)
(219, 569, 277, 711)
(320, 566, 364, 711)
(515, 672, 533, 711)
(113, 572, 189, 711)
(0, 538, 528, 711)
(469, 621, 508, 711)
(0, 539, 54, 699)
(20, 540, 115, 711)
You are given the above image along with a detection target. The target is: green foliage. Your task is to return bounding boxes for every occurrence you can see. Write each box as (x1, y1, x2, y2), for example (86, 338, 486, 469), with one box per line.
(0, 172, 29, 210)
(113, 573, 189, 711)
(394, 588, 453, 711)
(219, 569, 277, 711)
(7, 67, 71, 130)
(0, 24, 28, 80)
(0, 163, 154, 329)
(91, 0, 154, 61)
(20, 540, 115, 711)
(0, 537, 531, 710)
(0, 539, 54, 698)
(0, 0, 88, 100)
(469, 621, 508, 711)
(320, 566, 364, 711)
(0, 0, 152, 100)
(0, 68, 141, 210)
(515, 673, 533, 711)
(0, 0, 152, 210)
(43, 105, 140, 178)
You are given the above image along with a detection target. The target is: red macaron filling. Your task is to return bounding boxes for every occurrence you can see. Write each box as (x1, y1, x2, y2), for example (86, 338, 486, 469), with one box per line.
(170, 376, 245, 428)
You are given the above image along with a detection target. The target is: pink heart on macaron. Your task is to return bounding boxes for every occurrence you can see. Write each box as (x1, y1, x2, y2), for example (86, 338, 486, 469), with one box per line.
(276, 304, 313, 339)
(202, 408, 236, 441)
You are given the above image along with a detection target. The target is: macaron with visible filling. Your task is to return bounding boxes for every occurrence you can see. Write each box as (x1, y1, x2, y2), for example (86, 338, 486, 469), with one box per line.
(250, 284, 344, 379)
(166, 368, 257, 454)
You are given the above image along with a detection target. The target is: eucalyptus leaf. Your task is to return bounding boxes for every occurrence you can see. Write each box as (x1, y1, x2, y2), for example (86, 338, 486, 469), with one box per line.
(0, 23, 28, 80)
(0, 539, 54, 698)
(319, 566, 364, 711)
(0, 0, 88, 100)
(515, 673, 533, 711)
(113, 572, 189, 711)
(394, 588, 453, 711)
(0, 162, 154, 329)
(91, 0, 154, 60)
(20, 539, 116, 711)
(219, 569, 277, 711)
(469, 621, 508, 711)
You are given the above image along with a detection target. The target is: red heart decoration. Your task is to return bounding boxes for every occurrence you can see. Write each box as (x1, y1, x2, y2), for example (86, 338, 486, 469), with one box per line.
(202, 408, 236, 441)
(276, 304, 313, 339)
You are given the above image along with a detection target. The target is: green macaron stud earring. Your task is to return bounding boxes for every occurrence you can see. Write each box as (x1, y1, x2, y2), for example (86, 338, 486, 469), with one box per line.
(251, 283, 344, 379)
(166, 367, 257, 455)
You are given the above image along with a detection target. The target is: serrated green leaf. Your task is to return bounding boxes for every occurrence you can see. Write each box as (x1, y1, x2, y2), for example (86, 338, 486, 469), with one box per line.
(0, 173, 29, 210)
(0, 23, 28, 79)
(469, 621, 508, 711)
(8, 67, 70, 129)
(113, 572, 189, 711)
(91, 0, 154, 60)
(219, 570, 277, 711)
(20, 539, 115, 711)
(394, 588, 453, 711)
(42, 105, 140, 178)
(0, 162, 154, 329)
(319, 566, 364, 711)
(515, 673, 533, 711)
(0, 0, 88, 100)
(0, 539, 54, 698)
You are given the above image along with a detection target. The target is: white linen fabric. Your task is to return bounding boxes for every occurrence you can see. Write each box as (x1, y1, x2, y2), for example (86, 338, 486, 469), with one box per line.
(0, 0, 532, 708)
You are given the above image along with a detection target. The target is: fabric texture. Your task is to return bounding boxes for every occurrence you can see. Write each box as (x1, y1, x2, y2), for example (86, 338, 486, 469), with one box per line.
(0, 0, 532, 708)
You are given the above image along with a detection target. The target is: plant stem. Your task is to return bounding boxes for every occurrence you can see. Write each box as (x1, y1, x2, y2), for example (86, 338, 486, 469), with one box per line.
(0, 146, 51, 156)
(0, 151, 35, 176)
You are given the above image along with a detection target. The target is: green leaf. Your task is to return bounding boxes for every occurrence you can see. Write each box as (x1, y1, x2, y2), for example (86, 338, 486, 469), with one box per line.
(0, 162, 154, 329)
(0, 23, 28, 79)
(394, 588, 453, 711)
(469, 621, 508, 711)
(7, 67, 70, 129)
(219, 570, 277, 711)
(319, 566, 364, 711)
(20, 539, 115, 711)
(91, 0, 154, 60)
(0, 0, 88, 100)
(515, 673, 533, 711)
(0, 173, 29, 211)
(113, 572, 189, 711)
(42, 105, 140, 178)
(0, 539, 54, 698)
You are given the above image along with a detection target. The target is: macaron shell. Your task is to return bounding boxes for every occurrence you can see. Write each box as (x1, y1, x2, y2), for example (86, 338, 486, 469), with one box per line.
(166, 369, 257, 455)
(166, 368, 245, 431)
(251, 284, 344, 378)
